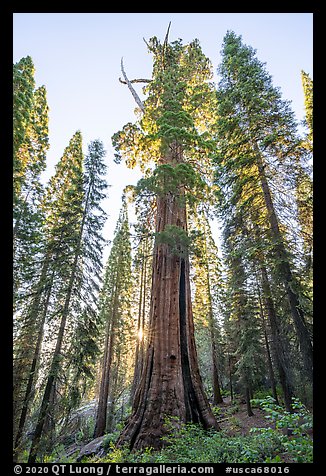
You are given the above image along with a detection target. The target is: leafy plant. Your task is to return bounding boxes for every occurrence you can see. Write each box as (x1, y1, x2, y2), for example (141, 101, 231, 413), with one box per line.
(250, 397, 313, 463)
(86, 397, 313, 463)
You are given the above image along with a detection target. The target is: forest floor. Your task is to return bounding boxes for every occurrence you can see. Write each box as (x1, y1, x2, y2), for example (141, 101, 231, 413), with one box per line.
(69, 397, 274, 461)
(61, 395, 312, 463)
(213, 397, 313, 464)
(65, 397, 271, 461)
(216, 397, 270, 437)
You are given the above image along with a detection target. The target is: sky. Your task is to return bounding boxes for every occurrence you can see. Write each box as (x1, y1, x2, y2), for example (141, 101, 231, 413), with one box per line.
(13, 12, 313, 262)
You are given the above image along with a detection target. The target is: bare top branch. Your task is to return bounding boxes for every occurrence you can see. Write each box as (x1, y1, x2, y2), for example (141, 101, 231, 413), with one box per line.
(120, 57, 145, 113)
(119, 78, 151, 85)
(143, 37, 151, 50)
(162, 21, 171, 68)
(163, 21, 171, 50)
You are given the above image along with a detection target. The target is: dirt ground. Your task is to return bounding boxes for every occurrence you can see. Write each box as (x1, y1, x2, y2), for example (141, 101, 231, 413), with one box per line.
(215, 397, 271, 436)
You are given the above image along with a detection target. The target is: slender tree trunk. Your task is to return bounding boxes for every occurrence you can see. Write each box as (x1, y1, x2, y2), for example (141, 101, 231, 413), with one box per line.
(130, 248, 146, 402)
(28, 171, 97, 462)
(117, 146, 219, 451)
(106, 357, 120, 434)
(256, 153, 313, 383)
(42, 381, 57, 455)
(262, 324, 279, 404)
(28, 242, 85, 461)
(93, 314, 114, 437)
(202, 223, 223, 405)
(211, 333, 223, 405)
(28, 309, 68, 463)
(94, 276, 119, 438)
(228, 354, 234, 403)
(245, 384, 254, 417)
(106, 400, 115, 434)
(249, 387, 254, 401)
(13, 250, 54, 446)
(255, 272, 279, 404)
(260, 264, 294, 412)
(14, 267, 54, 459)
(28, 259, 77, 463)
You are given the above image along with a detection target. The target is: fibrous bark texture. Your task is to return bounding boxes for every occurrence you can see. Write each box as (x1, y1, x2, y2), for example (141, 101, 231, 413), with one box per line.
(117, 149, 219, 450)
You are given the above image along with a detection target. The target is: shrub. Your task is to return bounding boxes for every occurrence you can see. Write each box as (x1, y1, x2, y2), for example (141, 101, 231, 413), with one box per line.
(84, 397, 313, 464)
(96, 424, 285, 464)
(250, 396, 313, 463)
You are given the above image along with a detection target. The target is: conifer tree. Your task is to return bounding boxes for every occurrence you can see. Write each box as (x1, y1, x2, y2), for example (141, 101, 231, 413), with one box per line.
(26, 131, 84, 462)
(223, 221, 265, 416)
(13, 56, 50, 311)
(130, 196, 154, 402)
(57, 139, 108, 422)
(214, 172, 296, 412)
(113, 29, 219, 450)
(28, 135, 108, 462)
(215, 31, 313, 384)
(13, 56, 36, 199)
(301, 71, 313, 147)
(295, 71, 313, 271)
(13, 58, 50, 456)
(94, 197, 132, 438)
(190, 209, 223, 404)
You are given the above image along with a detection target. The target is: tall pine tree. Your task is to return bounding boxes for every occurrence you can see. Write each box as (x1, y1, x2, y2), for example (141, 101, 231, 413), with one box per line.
(94, 197, 132, 438)
(215, 31, 313, 384)
(190, 209, 224, 405)
(13, 56, 49, 312)
(28, 135, 108, 462)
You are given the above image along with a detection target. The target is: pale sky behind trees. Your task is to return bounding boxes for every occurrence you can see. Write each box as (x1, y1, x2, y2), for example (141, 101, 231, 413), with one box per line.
(13, 12, 313, 259)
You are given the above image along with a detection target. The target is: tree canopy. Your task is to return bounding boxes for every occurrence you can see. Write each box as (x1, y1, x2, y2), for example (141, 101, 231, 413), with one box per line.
(13, 27, 313, 465)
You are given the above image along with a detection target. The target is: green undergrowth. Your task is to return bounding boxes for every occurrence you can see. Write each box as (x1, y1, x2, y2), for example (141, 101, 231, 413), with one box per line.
(81, 397, 312, 464)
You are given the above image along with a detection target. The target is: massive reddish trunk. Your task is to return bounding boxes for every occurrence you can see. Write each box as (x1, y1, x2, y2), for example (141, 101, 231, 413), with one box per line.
(117, 150, 219, 451)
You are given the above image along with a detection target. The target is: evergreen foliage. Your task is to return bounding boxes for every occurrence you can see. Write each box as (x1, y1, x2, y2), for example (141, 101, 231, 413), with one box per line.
(189, 209, 224, 403)
(214, 31, 313, 393)
(13, 58, 50, 313)
(13, 27, 313, 464)
(301, 70, 313, 146)
(94, 198, 133, 438)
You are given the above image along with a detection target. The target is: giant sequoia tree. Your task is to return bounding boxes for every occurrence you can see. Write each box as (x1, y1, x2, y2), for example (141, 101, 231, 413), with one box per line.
(13, 27, 313, 464)
(112, 29, 219, 450)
